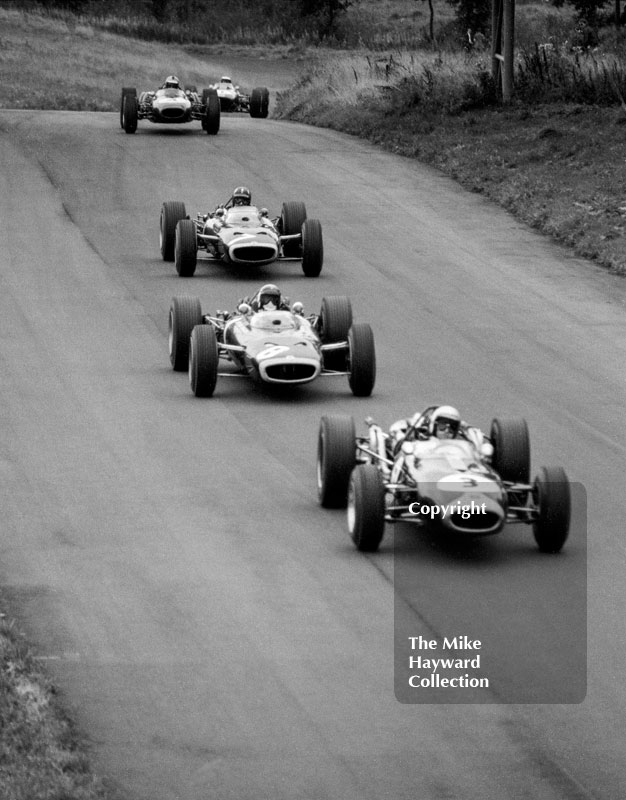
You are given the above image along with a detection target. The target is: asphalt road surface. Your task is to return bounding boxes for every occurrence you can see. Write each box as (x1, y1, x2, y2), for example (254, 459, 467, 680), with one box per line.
(1, 107, 625, 800)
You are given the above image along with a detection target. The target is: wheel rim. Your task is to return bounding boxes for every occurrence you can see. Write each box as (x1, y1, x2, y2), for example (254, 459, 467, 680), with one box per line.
(347, 482, 356, 533)
(168, 310, 174, 356)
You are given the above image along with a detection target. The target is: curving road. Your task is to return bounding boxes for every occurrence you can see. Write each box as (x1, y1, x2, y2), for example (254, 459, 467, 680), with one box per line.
(1, 107, 625, 800)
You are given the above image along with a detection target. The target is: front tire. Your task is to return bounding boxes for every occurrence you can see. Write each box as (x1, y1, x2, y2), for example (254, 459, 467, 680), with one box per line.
(301, 218, 323, 277)
(175, 219, 197, 277)
(122, 93, 138, 134)
(189, 325, 219, 397)
(490, 418, 531, 483)
(160, 201, 187, 261)
(169, 295, 202, 371)
(532, 466, 571, 553)
(317, 415, 356, 508)
(347, 323, 376, 397)
(120, 87, 136, 128)
(348, 465, 386, 552)
(249, 87, 270, 118)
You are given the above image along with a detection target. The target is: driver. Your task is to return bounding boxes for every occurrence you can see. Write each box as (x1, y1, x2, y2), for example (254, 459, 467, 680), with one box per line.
(161, 75, 181, 89)
(240, 284, 292, 313)
(224, 186, 252, 208)
(389, 405, 492, 461)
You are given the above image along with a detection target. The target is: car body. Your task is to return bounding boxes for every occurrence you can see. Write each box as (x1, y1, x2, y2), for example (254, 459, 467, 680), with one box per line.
(159, 200, 324, 277)
(316, 410, 571, 553)
(210, 76, 270, 117)
(120, 84, 220, 135)
(168, 294, 376, 398)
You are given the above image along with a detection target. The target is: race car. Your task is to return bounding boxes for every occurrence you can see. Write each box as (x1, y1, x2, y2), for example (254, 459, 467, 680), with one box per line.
(316, 408, 571, 554)
(167, 291, 376, 397)
(159, 199, 323, 277)
(210, 76, 270, 117)
(120, 75, 220, 135)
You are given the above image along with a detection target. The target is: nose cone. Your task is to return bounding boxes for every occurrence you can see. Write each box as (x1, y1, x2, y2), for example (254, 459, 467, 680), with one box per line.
(443, 493, 505, 535)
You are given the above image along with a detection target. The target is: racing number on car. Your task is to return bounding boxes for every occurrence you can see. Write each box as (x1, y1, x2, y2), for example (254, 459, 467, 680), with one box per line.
(257, 345, 290, 360)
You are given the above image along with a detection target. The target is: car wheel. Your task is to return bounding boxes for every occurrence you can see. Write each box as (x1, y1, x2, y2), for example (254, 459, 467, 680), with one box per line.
(301, 218, 323, 277)
(348, 465, 386, 552)
(189, 325, 219, 397)
(317, 415, 356, 508)
(169, 295, 202, 371)
(532, 466, 571, 553)
(175, 219, 198, 277)
(120, 87, 136, 128)
(281, 201, 307, 257)
(490, 418, 531, 483)
(319, 295, 353, 372)
(160, 201, 187, 261)
(249, 87, 269, 118)
(122, 93, 138, 134)
(347, 323, 376, 397)
(203, 89, 220, 135)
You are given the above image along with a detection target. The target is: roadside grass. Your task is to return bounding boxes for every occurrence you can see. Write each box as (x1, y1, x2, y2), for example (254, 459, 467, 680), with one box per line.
(0, 6, 307, 111)
(275, 49, 626, 273)
(0, 613, 108, 800)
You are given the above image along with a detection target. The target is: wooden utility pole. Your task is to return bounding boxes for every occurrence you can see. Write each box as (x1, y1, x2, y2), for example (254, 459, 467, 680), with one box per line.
(491, 0, 515, 102)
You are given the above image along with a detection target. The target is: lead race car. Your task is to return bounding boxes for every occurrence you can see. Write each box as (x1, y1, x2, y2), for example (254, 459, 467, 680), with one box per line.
(120, 75, 221, 135)
(316, 405, 571, 554)
(210, 76, 270, 117)
(167, 286, 376, 398)
(159, 190, 323, 277)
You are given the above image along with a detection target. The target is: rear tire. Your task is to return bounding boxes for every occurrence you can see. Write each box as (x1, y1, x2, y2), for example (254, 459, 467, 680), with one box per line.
(203, 89, 220, 134)
(281, 201, 307, 257)
(301, 218, 323, 277)
(160, 201, 187, 261)
(490, 418, 531, 483)
(169, 296, 202, 371)
(122, 93, 138, 134)
(249, 87, 269, 118)
(532, 466, 571, 553)
(175, 219, 198, 277)
(120, 87, 136, 128)
(347, 323, 376, 397)
(348, 465, 386, 552)
(189, 325, 219, 397)
(317, 415, 356, 508)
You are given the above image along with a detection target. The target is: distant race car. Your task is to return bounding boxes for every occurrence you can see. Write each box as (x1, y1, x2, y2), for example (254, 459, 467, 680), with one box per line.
(210, 76, 270, 117)
(316, 408, 571, 553)
(168, 292, 376, 397)
(120, 75, 221, 135)
(159, 199, 323, 277)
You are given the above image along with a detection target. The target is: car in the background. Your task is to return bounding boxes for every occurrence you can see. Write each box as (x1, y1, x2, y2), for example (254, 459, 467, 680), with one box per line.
(159, 199, 323, 277)
(210, 76, 270, 117)
(316, 409, 571, 554)
(168, 292, 376, 398)
(120, 76, 220, 135)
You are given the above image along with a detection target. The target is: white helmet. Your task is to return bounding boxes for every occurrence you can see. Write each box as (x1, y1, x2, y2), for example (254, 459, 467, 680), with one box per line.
(429, 406, 461, 439)
(164, 75, 180, 88)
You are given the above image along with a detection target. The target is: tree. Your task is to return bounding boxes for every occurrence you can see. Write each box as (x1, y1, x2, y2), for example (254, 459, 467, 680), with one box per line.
(447, 0, 491, 38)
(299, 0, 359, 39)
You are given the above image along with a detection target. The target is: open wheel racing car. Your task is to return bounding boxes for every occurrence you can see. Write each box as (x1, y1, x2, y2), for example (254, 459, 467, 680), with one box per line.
(120, 78, 220, 135)
(316, 410, 571, 554)
(210, 76, 270, 117)
(159, 200, 323, 277)
(168, 293, 376, 398)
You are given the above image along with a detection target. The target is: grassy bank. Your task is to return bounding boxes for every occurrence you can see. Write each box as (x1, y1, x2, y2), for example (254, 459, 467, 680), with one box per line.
(275, 50, 626, 274)
(0, 614, 108, 800)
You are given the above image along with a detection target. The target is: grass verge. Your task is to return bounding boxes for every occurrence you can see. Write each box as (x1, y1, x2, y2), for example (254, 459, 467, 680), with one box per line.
(0, 612, 108, 800)
(275, 51, 626, 274)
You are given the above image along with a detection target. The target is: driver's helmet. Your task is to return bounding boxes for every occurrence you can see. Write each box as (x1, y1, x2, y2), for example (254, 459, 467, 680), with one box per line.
(257, 284, 281, 311)
(429, 406, 461, 439)
(163, 75, 181, 89)
(232, 186, 251, 206)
